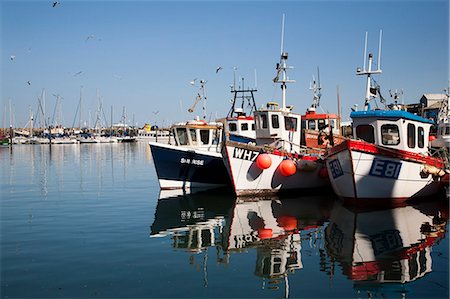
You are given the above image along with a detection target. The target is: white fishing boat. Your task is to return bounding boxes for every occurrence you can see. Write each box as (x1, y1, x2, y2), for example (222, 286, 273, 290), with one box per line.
(149, 80, 231, 190)
(222, 15, 329, 196)
(223, 84, 257, 144)
(325, 31, 448, 202)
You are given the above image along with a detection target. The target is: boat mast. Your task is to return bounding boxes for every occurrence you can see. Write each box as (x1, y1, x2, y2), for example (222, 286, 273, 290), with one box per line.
(309, 67, 322, 110)
(356, 31, 382, 111)
(273, 14, 295, 111)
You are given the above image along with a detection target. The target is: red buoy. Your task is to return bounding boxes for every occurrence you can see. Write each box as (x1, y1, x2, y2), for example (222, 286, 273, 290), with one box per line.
(278, 159, 296, 176)
(256, 153, 272, 169)
(258, 228, 273, 240)
(278, 216, 297, 231)
(429, 135, 437, 142)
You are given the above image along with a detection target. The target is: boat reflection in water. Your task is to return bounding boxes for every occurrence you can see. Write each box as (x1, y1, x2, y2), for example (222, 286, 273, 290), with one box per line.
(325, 199, 448, 297)
(150, 190, 335, 296)
(222, 195, 334, 296)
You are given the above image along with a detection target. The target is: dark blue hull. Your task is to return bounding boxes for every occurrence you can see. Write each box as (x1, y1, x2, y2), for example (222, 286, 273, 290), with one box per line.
(149, 143, 231, 190)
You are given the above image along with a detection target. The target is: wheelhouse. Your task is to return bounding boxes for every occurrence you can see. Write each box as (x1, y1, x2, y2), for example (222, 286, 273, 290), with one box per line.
(302, 108, 340, 135)
(351, 110, 434, 154)
(254, 102, 302, 153)
(171, 121, 223, 150)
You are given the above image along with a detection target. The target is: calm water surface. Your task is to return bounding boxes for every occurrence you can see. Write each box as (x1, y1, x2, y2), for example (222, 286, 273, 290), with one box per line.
(1, 143, 449, 298)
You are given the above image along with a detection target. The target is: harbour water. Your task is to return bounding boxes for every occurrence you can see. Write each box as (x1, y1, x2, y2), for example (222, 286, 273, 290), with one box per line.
(1, 143, 448, 298)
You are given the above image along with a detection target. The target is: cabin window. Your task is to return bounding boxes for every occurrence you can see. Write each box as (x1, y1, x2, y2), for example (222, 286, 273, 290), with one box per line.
(381, 124, 400, 145)
(407, 123, 415, 148)
(272, 115, 280, 129)
(176, 128, 188, 145)
(228, 123, 237, 132)
(417, 127, 424, 148)
(241, 123, 248, 131)
(318, 119, 326, 130)
(251, 124, 255, 131)
(189, 129, 197, 144)
(200, 129, 209, 145)
(261, 114, 268, 129)
(446, 126, 450, 135)
(330, 119, 336, 129)
(307, 120, 316, 130)
(356, 125, 375, 143)
(285, 117, 298, 131)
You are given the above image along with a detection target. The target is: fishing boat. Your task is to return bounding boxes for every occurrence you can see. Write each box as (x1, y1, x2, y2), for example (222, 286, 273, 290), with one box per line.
(325, 31, 448, 202)
(223, 83, 257, 144)
(301, 70, 346, 149)
(149, 80, 231, 190)
(222, 16, 330, 196)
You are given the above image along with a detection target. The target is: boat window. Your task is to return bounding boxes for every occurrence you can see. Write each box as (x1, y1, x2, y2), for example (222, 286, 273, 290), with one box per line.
(251, 123, 255, 131)
(285, 116, 298, 131)
(271, 115, 280, 129)
(446, 126, 450, 135)
(176, 128, 189, 145)
(318, 119, 326, 130)
(381, 124, 400, 145)
(330, 119, 336, 129)
(407, 123, 415, 148)
(241, 123, 248, 131)
(418, 127, 424, 148)
(308, 120, 316, 130)
(200, 129, 209, 145)
(261, 114, 268, 129)
(228, 123, 237, 132)
(356, 125, 375, 143)
(189, 128, 197, 144)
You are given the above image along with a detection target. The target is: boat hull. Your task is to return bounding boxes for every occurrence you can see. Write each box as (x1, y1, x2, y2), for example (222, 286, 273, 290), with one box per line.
(149, 142, 230, 190)
(222, 140, 330, 196)
(326, 140, 445, 202)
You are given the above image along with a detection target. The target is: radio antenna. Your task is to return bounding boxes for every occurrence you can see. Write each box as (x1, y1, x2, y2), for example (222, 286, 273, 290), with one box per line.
(280, 13, 285, 55)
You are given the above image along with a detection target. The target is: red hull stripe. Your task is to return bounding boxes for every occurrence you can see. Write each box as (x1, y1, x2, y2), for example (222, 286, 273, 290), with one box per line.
(327, 139, 445, 168)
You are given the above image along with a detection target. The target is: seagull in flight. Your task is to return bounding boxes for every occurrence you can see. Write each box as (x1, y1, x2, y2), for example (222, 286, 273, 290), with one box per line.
(52, 1, 60, 7)
(10, 55, 16, 61)
(73, 71, 83, 76)
(27, 81, 31, 85)
(85, 35, 96, 42)
(189, 78, 197, 86)
(216, 66, 223, 73)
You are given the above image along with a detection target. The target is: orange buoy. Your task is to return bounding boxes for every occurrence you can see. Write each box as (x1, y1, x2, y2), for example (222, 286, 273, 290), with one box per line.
(278, 216, 297, 231)
(319, 167, 329, 179)
(256, 153, 272, 170)
(258, 228, 273, 240)
(278, 159, 296, 176)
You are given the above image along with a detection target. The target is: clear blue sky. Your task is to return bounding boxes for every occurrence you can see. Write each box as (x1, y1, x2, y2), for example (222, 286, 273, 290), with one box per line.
(1, 0, 449, 128)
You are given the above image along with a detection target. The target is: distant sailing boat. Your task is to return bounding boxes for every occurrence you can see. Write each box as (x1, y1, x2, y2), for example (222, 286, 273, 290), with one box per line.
(117, 106, 137, 143)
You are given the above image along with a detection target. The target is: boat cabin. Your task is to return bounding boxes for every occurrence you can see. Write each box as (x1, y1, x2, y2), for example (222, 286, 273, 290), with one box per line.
(226, 107, 256, 143)
(254, 102, 302, 152)
(171, 120, 223, 151)
(302, 108, 340, 135)
(350, 110, 434, 154)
